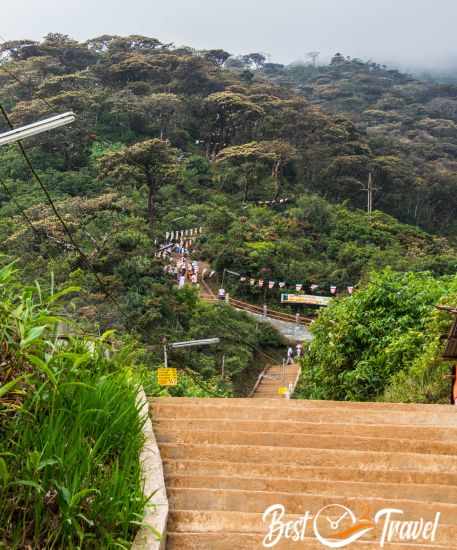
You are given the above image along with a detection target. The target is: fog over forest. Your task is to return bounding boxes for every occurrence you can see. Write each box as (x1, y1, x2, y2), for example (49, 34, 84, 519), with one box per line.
(4, 0, 457, 73)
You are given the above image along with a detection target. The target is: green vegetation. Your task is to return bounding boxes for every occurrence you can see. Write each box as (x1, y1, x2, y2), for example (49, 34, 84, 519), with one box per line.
(2, 30, 457, 546)
(1, 34, 457, 400)
(296, 269, 457, 403)
(269, 54, 457, 234)
(0, 261, 149, 548)
(198, 195, 457, 302)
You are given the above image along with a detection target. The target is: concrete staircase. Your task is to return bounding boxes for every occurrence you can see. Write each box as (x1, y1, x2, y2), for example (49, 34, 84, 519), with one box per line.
(150, 397, 457, 549)
(253, 363, 301, 399)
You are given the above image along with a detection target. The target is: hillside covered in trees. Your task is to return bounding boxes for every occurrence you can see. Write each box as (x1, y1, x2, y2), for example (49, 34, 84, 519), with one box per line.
(2, 31, 457, 547)
(1, 33, 456, 400)
(264, 53, 457, 233)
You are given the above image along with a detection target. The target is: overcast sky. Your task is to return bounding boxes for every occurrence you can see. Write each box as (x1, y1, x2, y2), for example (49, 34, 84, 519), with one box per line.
(3, 0, 457, 69)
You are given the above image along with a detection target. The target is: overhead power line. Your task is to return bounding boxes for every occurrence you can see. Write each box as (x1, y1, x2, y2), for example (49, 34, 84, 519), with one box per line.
(0, 52, 288, 392)
(0, 104, 130, 322)
(0, 177, 41, 239)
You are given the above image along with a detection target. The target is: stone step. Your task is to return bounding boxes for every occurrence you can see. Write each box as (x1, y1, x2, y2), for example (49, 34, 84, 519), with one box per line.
(263, 371, 299, 378)
(163, 459, 457, 486)
(151, 397, 454, 413)
(155, 428, 457, 455)
(165, 474, 457, 503)
(151, 401, 457, 426)
(252, 395, 286, 399)
(167, 487, 457, 523)
(258, 379, 297, 386)
(255, 386, 296, 390)
(152, 418, 457, 442)
(167, 510, 456, 546)
(151, 397, 457, 547)
(159, 443, 457, 473)
(255, 382, 297, 388)
(166, 532, 447, 549)
(252, 393, 286, 399)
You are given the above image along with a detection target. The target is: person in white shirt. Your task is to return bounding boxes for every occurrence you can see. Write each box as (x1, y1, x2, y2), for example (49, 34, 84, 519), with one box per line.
(286, 346, 294, 365)
(296, 343, 303, 359)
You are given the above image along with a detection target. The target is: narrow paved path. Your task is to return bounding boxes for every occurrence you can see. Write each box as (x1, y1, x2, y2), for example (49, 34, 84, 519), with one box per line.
(200, 279, 313, 342)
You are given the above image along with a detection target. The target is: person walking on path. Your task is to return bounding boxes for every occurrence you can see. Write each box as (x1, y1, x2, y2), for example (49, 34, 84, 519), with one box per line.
(178, 274, 186, 289)
(286, 346, 294, 365)
(295, 342, 303, 360)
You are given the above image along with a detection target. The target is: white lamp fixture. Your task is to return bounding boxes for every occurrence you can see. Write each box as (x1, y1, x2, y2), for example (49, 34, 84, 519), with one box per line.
(170, 338, 220, 349)
(0, 111, 76, 147)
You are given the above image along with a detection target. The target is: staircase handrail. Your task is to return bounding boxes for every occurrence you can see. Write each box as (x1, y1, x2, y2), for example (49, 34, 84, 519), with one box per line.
(249, 367, 268, 397)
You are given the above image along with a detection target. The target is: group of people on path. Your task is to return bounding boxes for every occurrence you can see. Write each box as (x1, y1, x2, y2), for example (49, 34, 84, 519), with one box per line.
(177, 259, 200, 289)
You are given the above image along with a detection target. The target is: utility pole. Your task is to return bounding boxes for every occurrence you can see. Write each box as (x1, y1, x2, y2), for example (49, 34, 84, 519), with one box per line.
(362, 172, 378, 222)
(306, 51, 320, 67)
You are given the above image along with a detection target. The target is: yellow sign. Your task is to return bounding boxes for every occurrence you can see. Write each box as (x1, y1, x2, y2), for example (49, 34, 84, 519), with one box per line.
(281, 293, 331, 306)
(157, 368, 178, 386)
(278, 386, 288, 395)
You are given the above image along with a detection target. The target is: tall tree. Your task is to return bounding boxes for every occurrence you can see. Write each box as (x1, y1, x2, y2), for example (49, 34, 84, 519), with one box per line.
(216, 140, 297, 200)
(202, 92, 264, 158)
(98, 139, 179, 226)
(203, 49, 231, 67)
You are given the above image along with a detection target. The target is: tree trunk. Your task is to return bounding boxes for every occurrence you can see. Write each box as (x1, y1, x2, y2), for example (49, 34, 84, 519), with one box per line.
(147, 185, 155, 226)
(244, 176, 249, 202)
(273, 161, 281, 200)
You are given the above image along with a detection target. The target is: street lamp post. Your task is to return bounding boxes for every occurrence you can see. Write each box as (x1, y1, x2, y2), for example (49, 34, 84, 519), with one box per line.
(162, 337, 221, 368)
(0, 112, 76, 148)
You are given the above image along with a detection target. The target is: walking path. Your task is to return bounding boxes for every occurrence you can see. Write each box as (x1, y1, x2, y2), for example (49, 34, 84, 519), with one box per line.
(250, 363, 301, 399)
(148, 255, 457, 549)
(200, 278, 313, 342)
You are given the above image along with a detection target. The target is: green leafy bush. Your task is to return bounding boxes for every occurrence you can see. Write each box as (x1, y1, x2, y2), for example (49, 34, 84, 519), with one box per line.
(296, 269, 457, 402)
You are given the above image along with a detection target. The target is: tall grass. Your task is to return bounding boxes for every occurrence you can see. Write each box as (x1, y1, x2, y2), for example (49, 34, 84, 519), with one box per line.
(1, 373, 147, 549)
(0, 261, 150, 549)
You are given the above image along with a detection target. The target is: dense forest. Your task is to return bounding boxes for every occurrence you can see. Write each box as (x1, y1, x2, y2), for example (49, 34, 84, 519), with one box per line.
(1, 34, 457, 393)
(2, 31, 457, 547)
(267, 54, 457, 233)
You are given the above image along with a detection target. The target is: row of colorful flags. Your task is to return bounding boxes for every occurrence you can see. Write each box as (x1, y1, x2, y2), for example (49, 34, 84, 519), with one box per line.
(164, 227, 203, 241)
(201, 270, 354, 295)
(256, 198, 290, 206)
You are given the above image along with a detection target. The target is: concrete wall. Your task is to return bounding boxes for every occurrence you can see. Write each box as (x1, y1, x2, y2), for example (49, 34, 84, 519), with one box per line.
(132, 388, 168, 550)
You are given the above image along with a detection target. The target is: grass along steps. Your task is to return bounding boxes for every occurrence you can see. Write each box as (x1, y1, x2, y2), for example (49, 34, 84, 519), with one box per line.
(150, 397, 457, 548)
